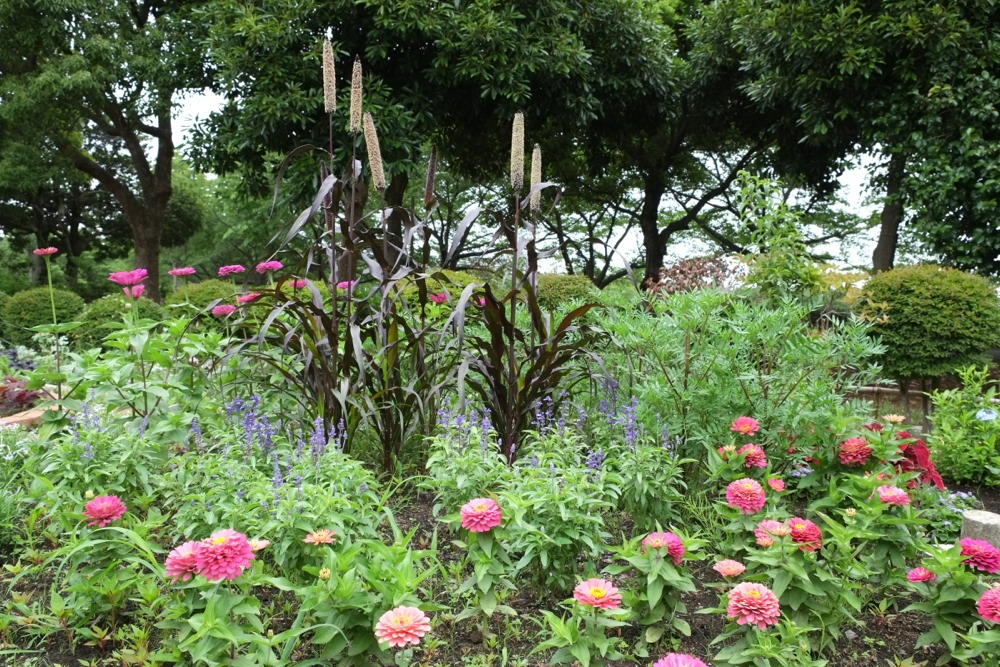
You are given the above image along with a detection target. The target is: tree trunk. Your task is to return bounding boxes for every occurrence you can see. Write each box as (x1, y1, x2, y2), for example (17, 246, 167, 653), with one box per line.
(639, 172, 667, 288)
(130, 206, 165, 302)
(872, 153, 905, 273)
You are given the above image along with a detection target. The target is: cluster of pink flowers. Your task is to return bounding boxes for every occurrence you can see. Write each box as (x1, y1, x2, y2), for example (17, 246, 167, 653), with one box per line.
(961, 538, 1000, 573)
(374, 606, 431, 647)
(838, 437, 873, 466)
(109, 268, 148, 299)
(907, 567, 936, 583)
(573, 578, 622, 610)
(726, 478, 767, 514)
(727, 582, 781, 629)
(83, 495, 127, 527)
(979, 587, 1000, 624)
(876, 485, 911, 506)
(731, 416, 760, 435)
(642, 532, 685, 565)
(165, 529, 259, 582)
(460, 498, 503, 533)
(789, 517, 823, 552)
(738, 444, 767, 469)
(754, 519, 790, 547)
(218, 264, 246, 277)
(713, 559, 746, 577)
(653, 654, 710, 667)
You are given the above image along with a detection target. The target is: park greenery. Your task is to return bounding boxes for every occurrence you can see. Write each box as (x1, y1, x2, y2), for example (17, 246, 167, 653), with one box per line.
(2, 0, 1000, 666)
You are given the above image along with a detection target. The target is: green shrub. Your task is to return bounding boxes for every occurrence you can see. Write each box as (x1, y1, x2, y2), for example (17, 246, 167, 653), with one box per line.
(3, 287, 85, 347)
(860, 264, 1000, 381)
(76, 294, 167, 349)
(165, 279, 238, 312)
(398, 269, 482, 310)
(928, 365, 1000, 485)
(536, 273, 596, 310)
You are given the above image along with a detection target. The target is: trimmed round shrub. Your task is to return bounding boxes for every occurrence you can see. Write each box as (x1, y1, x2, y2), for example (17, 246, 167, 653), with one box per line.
(536, 273, 596, 310)
(166, 279, 238, 312)
(860, 264, 1000, 381)
(76, 295, 167, 349)
(4, 287, 85, 347)
(399, 270, 482, 309)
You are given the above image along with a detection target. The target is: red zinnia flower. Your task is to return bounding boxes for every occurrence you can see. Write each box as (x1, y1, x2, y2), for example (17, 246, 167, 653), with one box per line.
(83, 495, 127, 527)
(738, 444, 767, 468)
(839, 437, 872, 466)
(907, 567, 936, 583)
(978, 587, 1000, 624)
(961, 538, 1000, 573)
(789, 517, 822, 552)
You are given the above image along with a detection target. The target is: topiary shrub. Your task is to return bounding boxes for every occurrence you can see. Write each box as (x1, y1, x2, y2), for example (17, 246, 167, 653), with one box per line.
(165, 279, 238, 312)
(398, 270, 483, 311)
(536, 273, 596, 310)
(76, 295, 167, 349)
(860, 264, 1000, 382)
(3, 287, 85, 347)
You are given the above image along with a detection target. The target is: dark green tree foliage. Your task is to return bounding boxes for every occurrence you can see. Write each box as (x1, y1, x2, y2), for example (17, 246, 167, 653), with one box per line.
(860, 265, 1000, 382)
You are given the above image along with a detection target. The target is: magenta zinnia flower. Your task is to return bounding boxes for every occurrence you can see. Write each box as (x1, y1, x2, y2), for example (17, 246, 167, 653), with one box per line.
(731, 416, 760, 435)
(194, 529, 255, 581)
(714, 559, 746, 577)
(727, 582, 781, 629)
(289, 278, 309, 289)
(653, 654, 710, 667)
(839, 437, 873, 466)
(374, 606, 431, 647)
(255, 260, 283, 273)
(211, 304, 237, 317)
(429, 292, 448, 304)
(108, 268, 148, 287)
(460, 498, 503, 533)
(218, 264, 246, 277)
(336, 279, 358, 290)
(123, 284, 145, 299)
(237, 293, 262, 304)
(169, 267, 196, 277)
(83, 495, 127, 527)
(726, 478, 766, 514)
(789, 517, 823, 552)
(961, 538, 1000, 573)
(738, 444, 767, 468)
(978, 587, 1000, 623)
(876, 485, 911, 506)
(165, 541, 203, 582)
(642, 531, 685, 565)
(907, 567, 936, 583)
(34, 247, 58, 256)
(304, 529, 338, 545)
(573, 578, 622, 610)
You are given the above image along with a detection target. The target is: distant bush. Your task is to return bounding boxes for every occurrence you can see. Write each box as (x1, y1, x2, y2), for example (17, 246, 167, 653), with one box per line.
(3, 287, 85, 347)
(76, 295, 167, 349)
(536, 273, 596, 310)
(860, 264, 1000, 381)
(166, 279, 237, 312)
(399, 270, 482, 310)
(929, 366, 1000, 486)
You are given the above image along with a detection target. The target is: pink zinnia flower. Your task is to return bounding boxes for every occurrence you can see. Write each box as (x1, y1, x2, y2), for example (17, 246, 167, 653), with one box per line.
(237, 293, 262, 304)
(789, 517, 823, 552)
(83, 495, 127, 527)
(460, 498, 503, 533)
(642, 531, 685, 565)
(978, 587, 1000, 624)
(289, 278, 309, 289)
(883, 414, 906, 424)
(876, 485, 911, 506)
(218, 264, 246, 277)
(476, 297, 487, 306)
(211, 304, 237, 317)
(653, 654, 710, 667)
(194, 529, 255, 581)
(907, 567, 936, 583)
(249, 539, 270, 552)
(726, 479, 766, 514)
(738, 444, 767, 468)
(374, 606, 431, 647)
(731, 416, 760, 435)
(573, 578, 622, 610)
(429, 292, 448, 304)
(336, 280, 358, 290)
(304, 529, 338, 545)
(108, 268, 148, 286)
(714, 560, 746, 577)
(767, 478, 785, 492)
(727, 582, 781, 629)
(961, 538, 1000, 573)
(169, 267, 196, 277)
(839, 437, 873, 466)
(255, 260, 283, 273)
(754, 520, 789, 547)
(123, 284, 145, 299)
(165, 541, 203, 582)
(33, 247, 58, 256)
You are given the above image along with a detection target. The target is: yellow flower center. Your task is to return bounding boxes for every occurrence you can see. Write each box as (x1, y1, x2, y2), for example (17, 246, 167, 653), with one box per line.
(794, 523, 805, 530)
(473, 503, 488, 512)
(590, 587, 606, 599)
(649, 538, 666, 547)
(743, 483, 753, 490)
(212, 536, 227, 545)
(748, 590, 761, 598)
(394, 614, 412, 626)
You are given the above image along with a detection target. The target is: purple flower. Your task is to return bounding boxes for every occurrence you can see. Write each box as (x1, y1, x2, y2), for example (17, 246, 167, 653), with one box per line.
(585, 449, 606, 470)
